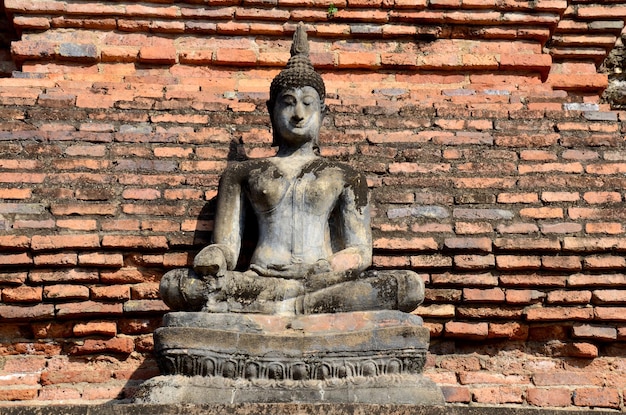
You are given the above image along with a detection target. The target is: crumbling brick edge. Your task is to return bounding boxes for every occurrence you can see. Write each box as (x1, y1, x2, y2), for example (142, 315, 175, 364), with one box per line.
(0, 404, 621, 415)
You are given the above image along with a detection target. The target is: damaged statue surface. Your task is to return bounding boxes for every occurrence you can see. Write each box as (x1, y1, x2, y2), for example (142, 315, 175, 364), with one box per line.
(139, 23, 444, 405)
(160, 25, 424, 316)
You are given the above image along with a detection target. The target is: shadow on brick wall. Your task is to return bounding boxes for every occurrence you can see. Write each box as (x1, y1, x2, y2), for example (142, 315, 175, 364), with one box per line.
(0, 1, 17, 76)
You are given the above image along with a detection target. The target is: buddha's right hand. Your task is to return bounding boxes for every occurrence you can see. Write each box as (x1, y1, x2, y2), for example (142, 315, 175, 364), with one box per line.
(193, 245, 228, 278)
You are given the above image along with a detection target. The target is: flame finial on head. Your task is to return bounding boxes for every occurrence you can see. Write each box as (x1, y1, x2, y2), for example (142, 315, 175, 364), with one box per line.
(290, 22, 310, 57)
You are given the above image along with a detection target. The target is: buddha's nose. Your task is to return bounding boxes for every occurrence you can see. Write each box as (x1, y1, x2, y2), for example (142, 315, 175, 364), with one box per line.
(293, 102, 305, 121)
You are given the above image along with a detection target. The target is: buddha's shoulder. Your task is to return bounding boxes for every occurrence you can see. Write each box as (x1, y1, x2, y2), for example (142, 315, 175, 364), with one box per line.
(305, 158, 360, 175)
(317, 159, 365, 182)
(221, 159, 274, 177)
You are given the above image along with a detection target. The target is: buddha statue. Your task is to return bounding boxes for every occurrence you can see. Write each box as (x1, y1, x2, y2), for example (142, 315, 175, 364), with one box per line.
(160, 24, 424, 316)
(138, 24, 443, 405)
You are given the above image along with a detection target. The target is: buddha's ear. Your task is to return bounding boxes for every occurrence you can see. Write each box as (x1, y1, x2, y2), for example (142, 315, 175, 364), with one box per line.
(320, 102, 327, 118)
(266, 100, 273, 117)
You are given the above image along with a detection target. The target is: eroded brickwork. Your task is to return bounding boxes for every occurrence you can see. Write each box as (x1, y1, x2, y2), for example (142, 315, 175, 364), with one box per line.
(1, 0, 626, 410)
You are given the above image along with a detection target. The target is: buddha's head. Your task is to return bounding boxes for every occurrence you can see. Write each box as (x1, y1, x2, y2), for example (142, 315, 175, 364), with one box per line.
(267, 23, 326, 150)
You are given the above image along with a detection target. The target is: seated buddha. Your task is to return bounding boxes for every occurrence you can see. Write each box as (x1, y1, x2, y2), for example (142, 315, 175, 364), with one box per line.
(159, 24, 424, 316)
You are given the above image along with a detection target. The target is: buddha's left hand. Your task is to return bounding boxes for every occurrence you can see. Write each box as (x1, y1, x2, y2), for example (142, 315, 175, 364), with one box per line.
(250, 259, 332, 279)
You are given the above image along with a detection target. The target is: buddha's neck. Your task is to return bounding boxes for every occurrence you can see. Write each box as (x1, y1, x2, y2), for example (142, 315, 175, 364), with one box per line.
(276, 140, 317, 159)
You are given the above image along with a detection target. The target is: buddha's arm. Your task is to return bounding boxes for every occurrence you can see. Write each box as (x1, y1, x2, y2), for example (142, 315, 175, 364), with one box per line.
(328, 172, 372, 274)
(194, 168, 243, 275)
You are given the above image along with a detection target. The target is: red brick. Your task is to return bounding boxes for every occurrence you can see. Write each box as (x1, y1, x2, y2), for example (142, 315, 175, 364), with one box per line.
(101, 235, 168, 250)
(563, 237, 626, 252)
(410, 254, 452, 268)
(533, 371, 602, 386)
(497, 193, 538, 204)
(459, 371, 529, 385)
(31, 234, 101, 251)
(43, 285, 90, 301)
(33, 252, 78, 266)
(573, 388, 620, 409)
(101, 219, 140, 231)
(0, 388, 39, 401)
(572, 324, 617, 341)
(488, 322, 528, 340)
(496, 255, 541, 270)
(73, 321, 118, 337)
(78, 252, 124, 267)
(526, 388, 572, 407)
(455, 222, 493, 234)
(540, 222, 582, 234)
(444, 237, 492, 252)
(584, 255, 626, 271)
(0, 235, 30, 250)
(505, 289, 545, 304)
(463, 288, 504, 302)
(496, 223, 539, 234)
(90, 285, 130, 302)
(1, 286, 42, 303)
(444, 322, 488, 339)
(500, 53, 551, 73)
(56, 219, 98, 231)
(586, 223, 623, 235)
(432, 272, 498, 286)
(0, 188, 32, 199)
(373, 256, 410, 268)
(494, 238, 560, 251)
(373, 237, 438, 251)
(118, 318, 162, 335)
(472, 386, 524, 404)
(457, 306, 522, 320)
(438, 355, 482, 372)
(55, 301, 123, 319)
(595, 307, 626, 322)
(81, 384, 125, 400)
(41, 363, 111, 385)
(101, 267, 156, 284)
(130, 283, 160, 300)
(122, 188, 161, 200)
(214, 48, 257, 66)
(0, 304, 55, 321)
(519, 207, 563, 219)
(441, 386, 471, 403)
(546, 290, 591, 305)
(454, 254, 494, 270)
(0, 253, 33, 266)
(583, 191, 622, 204)
(525, 306, 594, 321)
(32, 321, 74, 339)
(29, 269, 98, 284)
(568, 273, 626, 287)
(70, 337, 135, 355)
(123, 299, 169, 313)
(547, 74, 608, 91)
(0, 272, 27, 286)
(139, 46, 177, 64)
(541, 256, 581, 271)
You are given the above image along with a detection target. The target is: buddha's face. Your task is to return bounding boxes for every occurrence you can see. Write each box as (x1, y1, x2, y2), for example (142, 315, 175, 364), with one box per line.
(273, 86, 322, 147)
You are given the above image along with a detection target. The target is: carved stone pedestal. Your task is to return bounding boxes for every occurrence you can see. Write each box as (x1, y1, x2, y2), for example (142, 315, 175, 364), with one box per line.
(134, 310, 444, 404)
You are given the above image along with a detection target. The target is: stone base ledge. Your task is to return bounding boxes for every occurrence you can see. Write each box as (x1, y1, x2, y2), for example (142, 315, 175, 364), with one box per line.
(133, 374, 444, 405)
(0, 404, 621, 415)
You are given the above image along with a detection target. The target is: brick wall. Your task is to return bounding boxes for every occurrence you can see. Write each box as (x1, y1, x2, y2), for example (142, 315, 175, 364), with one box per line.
(1, 0, 626, 409)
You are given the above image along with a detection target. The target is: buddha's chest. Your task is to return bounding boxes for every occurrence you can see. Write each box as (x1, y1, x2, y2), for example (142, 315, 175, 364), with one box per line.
(246, 164, 343, 216)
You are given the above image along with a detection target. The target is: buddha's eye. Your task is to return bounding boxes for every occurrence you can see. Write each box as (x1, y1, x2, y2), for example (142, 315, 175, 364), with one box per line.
(281, 96, 296, 106)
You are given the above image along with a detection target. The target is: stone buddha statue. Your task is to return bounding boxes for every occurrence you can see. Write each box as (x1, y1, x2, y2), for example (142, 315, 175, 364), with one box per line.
(160, 24, 424, 316)
(138, 24, 443, 405)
